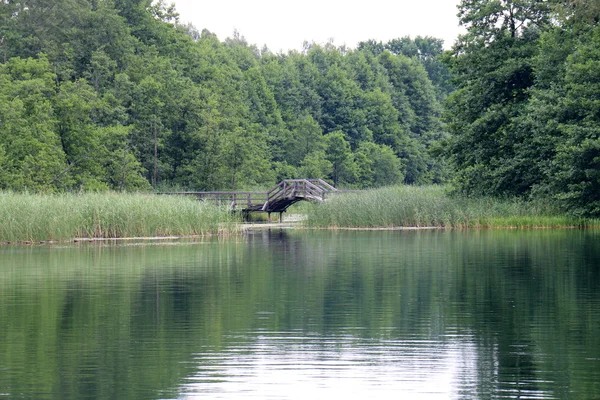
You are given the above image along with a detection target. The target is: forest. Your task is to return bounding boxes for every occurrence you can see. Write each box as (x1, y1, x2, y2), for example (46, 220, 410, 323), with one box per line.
(0, 0, 599, 216)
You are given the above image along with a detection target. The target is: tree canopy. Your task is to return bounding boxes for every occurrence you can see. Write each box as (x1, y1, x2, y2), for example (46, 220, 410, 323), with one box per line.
(444, 0, 600, 216)
(2, 0, 600, 216)
(0, 0, 450, 192)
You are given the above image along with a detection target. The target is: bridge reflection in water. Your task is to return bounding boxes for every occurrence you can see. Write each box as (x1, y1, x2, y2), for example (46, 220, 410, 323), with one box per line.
(161, 179, 338, 222)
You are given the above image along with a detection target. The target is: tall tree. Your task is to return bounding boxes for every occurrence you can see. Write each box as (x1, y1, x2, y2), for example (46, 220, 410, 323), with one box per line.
(0, 57, 67, 191)
(324, 131, 357, 186)
(457, 0, 553, 42)
(528, 23, 600, 215)
(444, 0, 554, 196)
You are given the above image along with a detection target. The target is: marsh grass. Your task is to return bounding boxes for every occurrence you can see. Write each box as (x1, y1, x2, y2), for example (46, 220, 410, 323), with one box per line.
(0, 192, 241, 242)
(305, 186, 599, 229)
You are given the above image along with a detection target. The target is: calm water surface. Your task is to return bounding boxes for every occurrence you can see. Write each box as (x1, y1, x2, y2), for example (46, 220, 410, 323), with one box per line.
(1, 229, 599, 399)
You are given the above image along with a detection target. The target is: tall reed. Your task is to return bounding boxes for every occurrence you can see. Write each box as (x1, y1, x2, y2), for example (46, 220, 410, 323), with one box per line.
(0, 192, 241, 242)
(306, 186, 599, 228)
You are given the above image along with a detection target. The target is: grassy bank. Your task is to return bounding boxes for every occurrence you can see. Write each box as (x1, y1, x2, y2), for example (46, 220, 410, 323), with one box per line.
(0, 192, 241, 242)
(3, 187, 597, 243)
(305, 186, 599, 229)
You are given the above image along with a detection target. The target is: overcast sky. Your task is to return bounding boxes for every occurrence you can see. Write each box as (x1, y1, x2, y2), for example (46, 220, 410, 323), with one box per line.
(170, 0, 464, 52)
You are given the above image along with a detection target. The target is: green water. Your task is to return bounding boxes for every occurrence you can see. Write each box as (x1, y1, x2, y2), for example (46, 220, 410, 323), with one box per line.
(0, 229, 599, 399)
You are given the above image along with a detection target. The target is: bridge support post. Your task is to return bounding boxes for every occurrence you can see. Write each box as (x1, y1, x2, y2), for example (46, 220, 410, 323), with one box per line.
(279, 212, 283, 224)
(268, 212, 271, 223)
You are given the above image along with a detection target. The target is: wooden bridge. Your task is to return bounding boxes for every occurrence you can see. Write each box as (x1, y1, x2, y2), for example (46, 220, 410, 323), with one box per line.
(161, 179, 339, 221)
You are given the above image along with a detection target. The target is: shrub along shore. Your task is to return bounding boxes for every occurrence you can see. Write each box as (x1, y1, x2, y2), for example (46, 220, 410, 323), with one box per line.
(0, 192, 241, 243)
(1, 187, 598, 243)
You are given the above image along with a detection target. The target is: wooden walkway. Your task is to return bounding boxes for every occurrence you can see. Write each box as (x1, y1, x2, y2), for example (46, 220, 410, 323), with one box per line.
(160, 179, 339, 219)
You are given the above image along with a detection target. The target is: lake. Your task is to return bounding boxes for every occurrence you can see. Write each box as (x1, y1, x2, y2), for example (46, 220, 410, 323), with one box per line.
(1, 229, 599, 399)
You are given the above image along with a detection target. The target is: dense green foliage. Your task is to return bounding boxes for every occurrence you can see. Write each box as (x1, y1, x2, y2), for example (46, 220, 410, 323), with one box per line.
(0, 192, 240, 241)
(3, 0, 600, 217)
(445, 0, 600, 216)
(305, 186, 597, 228)
(0, 0, 451, 192)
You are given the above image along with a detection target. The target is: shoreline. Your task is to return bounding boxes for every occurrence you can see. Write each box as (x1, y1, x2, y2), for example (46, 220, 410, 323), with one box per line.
(3, 187, 598, 246)
(1, 223, 591, 246)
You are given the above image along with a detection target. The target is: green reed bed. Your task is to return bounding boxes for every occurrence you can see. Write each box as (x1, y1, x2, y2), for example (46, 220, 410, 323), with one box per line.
(306, 185, 598, 229)
(0, 192, 241, 242)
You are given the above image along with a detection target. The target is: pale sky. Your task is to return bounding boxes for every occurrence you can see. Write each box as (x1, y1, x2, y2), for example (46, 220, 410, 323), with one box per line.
(170, 0, 464, 52)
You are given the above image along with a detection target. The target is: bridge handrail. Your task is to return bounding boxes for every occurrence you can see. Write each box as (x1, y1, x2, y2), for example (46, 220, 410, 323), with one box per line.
(160, 179, 340, 212)
(265, 181, 286, 205)
(264, 180, 296, 209)
(266, 180, 285, 197)
(307, 179, 337, 191)
(269, 179, 325, 201)
(261, 179, 326, 211)
(302, 179, 326, 193)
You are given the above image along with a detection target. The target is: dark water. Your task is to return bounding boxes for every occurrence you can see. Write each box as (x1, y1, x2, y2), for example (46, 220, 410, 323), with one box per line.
(1, 229, 599, 399)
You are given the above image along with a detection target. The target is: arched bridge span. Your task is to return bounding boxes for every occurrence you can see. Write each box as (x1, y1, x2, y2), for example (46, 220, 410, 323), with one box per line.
(161, 179, 339, 219)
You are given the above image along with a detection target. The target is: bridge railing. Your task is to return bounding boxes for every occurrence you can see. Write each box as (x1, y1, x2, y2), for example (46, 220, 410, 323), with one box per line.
(264, 181, 298, 210)
(306, 179, 337, 192)
(300, 179, 330, 199)
(264, 179, 331, 207)
(160, 179, 340, 212)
